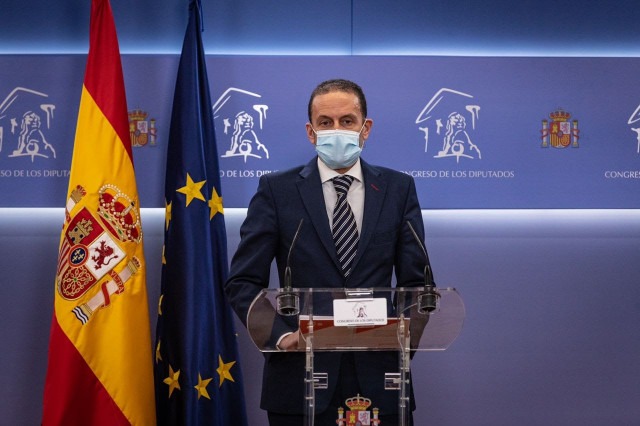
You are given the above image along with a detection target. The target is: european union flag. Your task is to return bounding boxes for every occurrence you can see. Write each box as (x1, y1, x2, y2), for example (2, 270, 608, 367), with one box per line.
(154, 1, 248, 424)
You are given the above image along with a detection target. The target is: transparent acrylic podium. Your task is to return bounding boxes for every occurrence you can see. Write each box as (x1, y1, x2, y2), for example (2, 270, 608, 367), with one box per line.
(246, 287, 465, 426)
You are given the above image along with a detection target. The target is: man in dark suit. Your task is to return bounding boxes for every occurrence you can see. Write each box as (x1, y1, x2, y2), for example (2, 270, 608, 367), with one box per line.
(225, 79, 429, 425)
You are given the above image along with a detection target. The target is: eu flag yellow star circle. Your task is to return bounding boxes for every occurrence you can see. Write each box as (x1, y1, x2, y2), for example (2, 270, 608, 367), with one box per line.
(176, 173, 206, 206)
(163, 364, 181, 397)
(194, 374, 213, 400)
(165, 199, 172, 229)
(175, 173, 224, 221)
(209, 187, 224, 219)
(216, 355, 236, 387)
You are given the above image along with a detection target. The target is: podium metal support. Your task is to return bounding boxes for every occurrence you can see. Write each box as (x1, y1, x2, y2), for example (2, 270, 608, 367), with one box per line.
(304, 291, 315, 426)
(397, 291, 411, 425)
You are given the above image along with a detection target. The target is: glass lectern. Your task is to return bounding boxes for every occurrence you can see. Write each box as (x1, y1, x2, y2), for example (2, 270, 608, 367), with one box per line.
(246, 287, 464, 426)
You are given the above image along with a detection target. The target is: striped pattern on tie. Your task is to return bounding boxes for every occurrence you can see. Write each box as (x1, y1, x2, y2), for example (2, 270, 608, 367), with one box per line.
(332, 175, 359, 277)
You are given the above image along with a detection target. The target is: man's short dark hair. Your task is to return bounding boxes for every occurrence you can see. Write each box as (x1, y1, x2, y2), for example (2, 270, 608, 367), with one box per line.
(307, 79, 368, 123)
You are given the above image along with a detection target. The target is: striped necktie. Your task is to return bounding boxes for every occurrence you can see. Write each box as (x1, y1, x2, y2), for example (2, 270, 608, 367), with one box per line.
(332, 175, 359, 277)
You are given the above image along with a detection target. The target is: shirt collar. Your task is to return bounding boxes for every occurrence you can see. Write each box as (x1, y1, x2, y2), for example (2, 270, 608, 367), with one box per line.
(317, 157, 363, 184)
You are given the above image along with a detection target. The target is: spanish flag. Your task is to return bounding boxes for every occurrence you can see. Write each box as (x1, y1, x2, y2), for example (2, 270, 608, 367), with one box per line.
(42, 0, 156, 424)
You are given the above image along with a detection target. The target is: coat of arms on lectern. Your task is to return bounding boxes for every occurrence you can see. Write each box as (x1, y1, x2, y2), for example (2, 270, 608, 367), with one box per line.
(336, 394, 381, 425)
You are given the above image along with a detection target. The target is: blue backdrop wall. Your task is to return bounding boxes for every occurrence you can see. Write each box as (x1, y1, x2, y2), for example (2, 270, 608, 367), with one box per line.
(1, 1, 640, 425)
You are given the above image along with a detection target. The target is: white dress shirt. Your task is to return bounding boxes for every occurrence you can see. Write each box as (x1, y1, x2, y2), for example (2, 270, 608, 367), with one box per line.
(317, 157, 365, 233)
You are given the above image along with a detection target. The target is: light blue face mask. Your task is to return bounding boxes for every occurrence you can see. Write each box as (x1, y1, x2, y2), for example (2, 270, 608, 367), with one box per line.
(313, 123, 365, 170)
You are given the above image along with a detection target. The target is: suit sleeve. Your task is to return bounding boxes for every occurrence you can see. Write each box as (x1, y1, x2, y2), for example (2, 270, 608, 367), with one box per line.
(394, 176, 434, 288)
(224, 174, 279, 327)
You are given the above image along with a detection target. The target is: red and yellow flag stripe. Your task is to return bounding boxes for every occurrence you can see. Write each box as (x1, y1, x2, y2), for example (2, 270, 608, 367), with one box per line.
(42, 1, 155, 425)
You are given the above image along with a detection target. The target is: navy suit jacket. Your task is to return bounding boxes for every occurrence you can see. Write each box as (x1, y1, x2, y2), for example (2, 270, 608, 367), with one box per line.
(225, 157, 429, 415)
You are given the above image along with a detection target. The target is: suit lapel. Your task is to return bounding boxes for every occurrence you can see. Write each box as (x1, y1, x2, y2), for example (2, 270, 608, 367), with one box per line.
(348, 159, 386, 278)
(296, 158, 342, 271)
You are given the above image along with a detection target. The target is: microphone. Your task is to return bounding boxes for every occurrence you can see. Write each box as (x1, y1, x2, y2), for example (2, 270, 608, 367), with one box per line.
(406, 220, 438, 314)
(277, 218, 304, 315)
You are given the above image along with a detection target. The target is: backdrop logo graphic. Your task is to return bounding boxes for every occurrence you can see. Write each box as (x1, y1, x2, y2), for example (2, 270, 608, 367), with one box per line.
(415, 88, 481, 163)
(627, 104, 640, 153)
(0, 87, 57, 162)
(128, 108, 157, 147)
(213, 87, 269, 162)
(541, 108, 579, 148)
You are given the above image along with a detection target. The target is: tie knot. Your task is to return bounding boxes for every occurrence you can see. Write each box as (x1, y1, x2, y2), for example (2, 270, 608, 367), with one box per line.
(332, 175, 354, 197)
